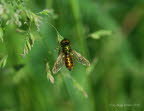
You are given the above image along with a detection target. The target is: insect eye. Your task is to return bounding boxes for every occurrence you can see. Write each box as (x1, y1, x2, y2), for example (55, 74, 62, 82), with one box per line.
(65, 41, 69, 45)
(61, 39, 70, 46)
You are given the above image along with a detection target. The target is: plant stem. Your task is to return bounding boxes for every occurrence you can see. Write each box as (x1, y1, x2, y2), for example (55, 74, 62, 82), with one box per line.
(69, 0, 88, 56)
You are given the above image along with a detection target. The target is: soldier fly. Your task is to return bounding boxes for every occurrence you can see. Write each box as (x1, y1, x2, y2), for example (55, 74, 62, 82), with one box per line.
(52, 39, 90, 74)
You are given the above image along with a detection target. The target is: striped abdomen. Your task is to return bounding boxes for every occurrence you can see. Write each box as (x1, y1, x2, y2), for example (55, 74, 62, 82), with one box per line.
(65, 54, 73, 70)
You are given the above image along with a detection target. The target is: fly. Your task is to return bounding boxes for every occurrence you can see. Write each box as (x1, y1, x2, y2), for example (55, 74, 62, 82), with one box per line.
(52, 39, 90, 74)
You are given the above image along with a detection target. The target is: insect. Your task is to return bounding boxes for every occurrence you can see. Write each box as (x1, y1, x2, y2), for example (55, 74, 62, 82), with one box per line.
(52, 39, 90, 74)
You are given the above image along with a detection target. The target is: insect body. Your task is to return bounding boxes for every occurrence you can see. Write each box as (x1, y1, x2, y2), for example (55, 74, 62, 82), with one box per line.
(52, 39, 90, 74)
(61, 39, 74, 70)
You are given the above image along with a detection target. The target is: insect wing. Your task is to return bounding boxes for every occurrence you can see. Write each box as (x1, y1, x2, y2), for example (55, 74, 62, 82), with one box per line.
(52, 52, 64, 74)
(72, 50, 90, 66)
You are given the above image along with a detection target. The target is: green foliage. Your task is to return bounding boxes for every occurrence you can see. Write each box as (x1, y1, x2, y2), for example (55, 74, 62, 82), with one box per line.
(0, 27, 3, 42)
(0, 0, 144, 111)
(38, 9, 57, 19)
(89, 30, 112, 39)
(66, 74, 88, 98)
(22, 32, 35, 56)
(0, 0, 54, 57)
(46, 62, 54, 84)
(0, 55, 8, 68)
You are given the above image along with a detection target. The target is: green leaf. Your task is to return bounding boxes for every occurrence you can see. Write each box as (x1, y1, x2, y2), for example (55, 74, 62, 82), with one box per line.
(22, 32, 35, 56)
(14, 11, 22, 27)
(64, 73, 88, 98)
(57, 32, 64, 43)
(38, 9, 57, 19)
(0, 27, 3, 43)
(33, 14, 42, 32)
(38, 9, 54, 16)
(89, 30, 112, 39)
(72, 78, 88, 98)
(29, 32, 35, 46)
(25, 10, 34, 22)
(46, 62, 54, 84)
(0, 55, 8, 68)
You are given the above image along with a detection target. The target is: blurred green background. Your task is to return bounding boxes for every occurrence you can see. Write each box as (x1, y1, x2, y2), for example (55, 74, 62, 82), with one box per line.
(0, 0, 144, 111)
